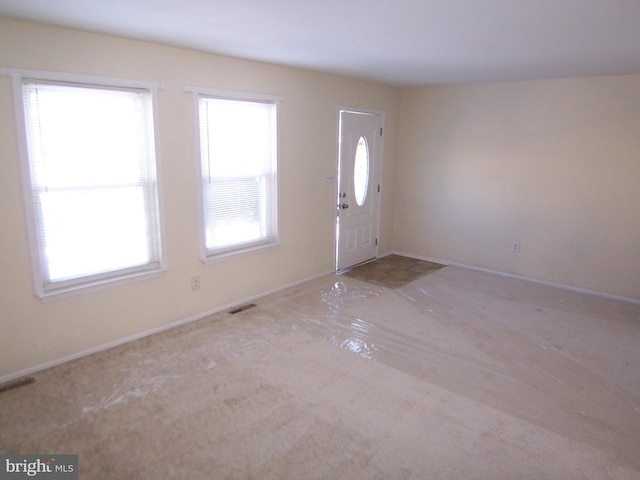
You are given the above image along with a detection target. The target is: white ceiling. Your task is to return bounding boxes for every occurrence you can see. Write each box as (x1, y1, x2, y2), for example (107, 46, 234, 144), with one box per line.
(1, 0, 640, 86)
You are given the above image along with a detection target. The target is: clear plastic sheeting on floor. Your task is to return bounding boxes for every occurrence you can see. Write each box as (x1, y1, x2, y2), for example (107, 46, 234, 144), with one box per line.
(2, 265, 640, 479)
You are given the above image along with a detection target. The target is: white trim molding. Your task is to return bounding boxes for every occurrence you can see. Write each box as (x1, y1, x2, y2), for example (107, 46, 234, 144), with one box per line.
(393, 250, 640, 306)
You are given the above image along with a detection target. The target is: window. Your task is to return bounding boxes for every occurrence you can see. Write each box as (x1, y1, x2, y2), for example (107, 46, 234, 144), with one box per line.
(353, 136, 370, 206)
(10, 71, 165, 298)
(193, 89, 279, 260)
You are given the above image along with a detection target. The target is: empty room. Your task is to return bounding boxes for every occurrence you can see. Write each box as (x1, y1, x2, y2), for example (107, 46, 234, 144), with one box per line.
(1, 1, 639, 478)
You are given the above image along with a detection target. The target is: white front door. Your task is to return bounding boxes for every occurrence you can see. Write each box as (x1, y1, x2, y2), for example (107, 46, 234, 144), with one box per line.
(336, 110, 383, 271)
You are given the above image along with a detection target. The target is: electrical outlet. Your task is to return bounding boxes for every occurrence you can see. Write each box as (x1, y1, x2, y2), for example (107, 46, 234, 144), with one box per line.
(512, 241, 520, 252)
(191, 276, 200, 290)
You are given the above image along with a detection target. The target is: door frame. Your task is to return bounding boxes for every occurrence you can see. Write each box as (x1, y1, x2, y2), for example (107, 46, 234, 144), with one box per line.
(335, 106, 385, 271)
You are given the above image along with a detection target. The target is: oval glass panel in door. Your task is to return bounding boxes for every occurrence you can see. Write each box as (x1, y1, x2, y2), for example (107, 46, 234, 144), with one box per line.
(354, 136, 369, 206)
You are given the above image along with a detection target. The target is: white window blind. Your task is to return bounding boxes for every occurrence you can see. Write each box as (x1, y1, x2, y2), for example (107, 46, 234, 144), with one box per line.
(198, 95, 278, 258)
(21, 80, 164, 296)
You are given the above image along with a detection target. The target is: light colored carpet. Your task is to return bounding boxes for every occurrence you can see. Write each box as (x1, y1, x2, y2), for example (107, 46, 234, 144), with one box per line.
(1, 265, 640, 479)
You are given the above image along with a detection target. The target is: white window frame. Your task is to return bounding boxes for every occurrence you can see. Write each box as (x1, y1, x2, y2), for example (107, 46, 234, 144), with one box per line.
(187, 86, 281, 263)
(2, 68, 167, 300)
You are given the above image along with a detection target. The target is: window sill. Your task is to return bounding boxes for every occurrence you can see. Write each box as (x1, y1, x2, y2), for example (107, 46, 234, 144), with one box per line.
(201, 240, 279, 265)
(36, 268, 165, 303)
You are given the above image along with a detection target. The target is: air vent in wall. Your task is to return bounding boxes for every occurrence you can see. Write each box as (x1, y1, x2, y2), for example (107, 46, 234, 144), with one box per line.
(229, 303, 257, 314)
(0, 377, 35, 394)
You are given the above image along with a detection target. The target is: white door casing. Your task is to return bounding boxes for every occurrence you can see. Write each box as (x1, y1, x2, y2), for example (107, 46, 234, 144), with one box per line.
(336, 109, 383, 270)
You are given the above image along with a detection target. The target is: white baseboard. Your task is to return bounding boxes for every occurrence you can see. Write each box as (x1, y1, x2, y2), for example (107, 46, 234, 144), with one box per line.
(4, 255, 637, 385)
(0, 269, 335, 385)
(393, 250, 640, 306)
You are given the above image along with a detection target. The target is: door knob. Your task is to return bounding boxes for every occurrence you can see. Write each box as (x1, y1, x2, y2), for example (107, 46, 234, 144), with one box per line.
(341, 203, 349, 209)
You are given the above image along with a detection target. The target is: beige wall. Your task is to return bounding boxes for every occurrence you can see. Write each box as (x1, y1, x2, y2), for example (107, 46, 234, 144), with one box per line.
(394, 75, 640, 301)
(3, 16, 639, 380)
(0, 17, 400, 378)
